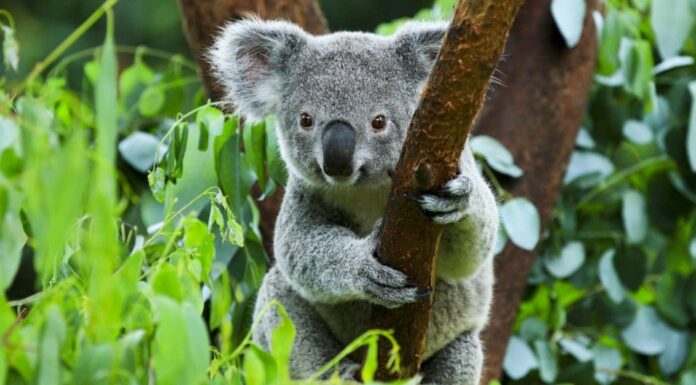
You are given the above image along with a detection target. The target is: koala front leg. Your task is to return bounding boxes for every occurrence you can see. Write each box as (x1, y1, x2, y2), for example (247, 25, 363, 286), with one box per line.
(407, 145, 499, 281)
(274, 182, 419, 308)
(420, 332, 483, 385)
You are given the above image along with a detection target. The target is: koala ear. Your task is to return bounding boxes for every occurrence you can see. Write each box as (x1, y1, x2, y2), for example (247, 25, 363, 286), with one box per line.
(392, 21, 449, 75)
(209, 18, 309, 121)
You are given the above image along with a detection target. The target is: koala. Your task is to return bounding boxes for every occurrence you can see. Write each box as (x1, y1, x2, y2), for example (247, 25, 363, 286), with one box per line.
(210, 18, 499, 385)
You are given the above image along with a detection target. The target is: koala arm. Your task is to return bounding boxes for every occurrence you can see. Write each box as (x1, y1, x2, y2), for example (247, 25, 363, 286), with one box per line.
(436, 146, 499, 282)
(274, 181, 418, 307)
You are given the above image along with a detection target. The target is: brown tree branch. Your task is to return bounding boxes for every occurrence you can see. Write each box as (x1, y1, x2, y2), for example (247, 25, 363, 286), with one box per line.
(478, 0, 597, 381)
(369, 0, 526, 380)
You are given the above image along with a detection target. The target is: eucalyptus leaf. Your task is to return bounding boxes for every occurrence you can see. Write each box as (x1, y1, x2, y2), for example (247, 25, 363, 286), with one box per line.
(651, 0, 695, 59)
(687, 81, 696, 172)
(544, 241, 585, 278)
(653, 56, 694, 74)
(598, 249, 625, 303)
(470, 135, 523, 177)
(500, 198, 541, 251)
(534, 339, 558, 383)
(622, 190, 648, 244)
(593, 345, 623, 384)
(551, 0, 587, 48)
(621, 306, 672, 355)
(503, 336, 538, 380)
(658, 328, 690, 376)
(622, 120, 653, 144)
(118, 132, 161, 173)
(564, 151, 614, 185)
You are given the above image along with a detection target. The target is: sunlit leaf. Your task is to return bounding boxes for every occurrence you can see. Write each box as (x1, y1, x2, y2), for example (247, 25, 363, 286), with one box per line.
(544, 241, 585, 279)
(551, 0, 586, 48)
(503, 336, 538, 380)
(621, 306, 672, 355)
(500, 198, 540, 251)
(650, 0, 695, 59)
(471, 135, 523, 177)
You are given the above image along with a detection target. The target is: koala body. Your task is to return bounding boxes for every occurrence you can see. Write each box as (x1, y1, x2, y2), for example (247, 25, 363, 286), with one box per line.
(211, 19, 498, 385)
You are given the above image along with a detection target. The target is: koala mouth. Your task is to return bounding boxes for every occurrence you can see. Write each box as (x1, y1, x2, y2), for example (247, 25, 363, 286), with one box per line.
(321, 165, 368, 186)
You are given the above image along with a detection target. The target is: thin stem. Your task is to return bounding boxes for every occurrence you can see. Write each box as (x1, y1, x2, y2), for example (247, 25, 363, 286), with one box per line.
(577, 156, 674, 208)
(595, 368, 670, 385)
(48, 45, 199, 78)
(0, 9, 15, 29)
(17, 0, 119, 94)
(481, 160, 512, 200)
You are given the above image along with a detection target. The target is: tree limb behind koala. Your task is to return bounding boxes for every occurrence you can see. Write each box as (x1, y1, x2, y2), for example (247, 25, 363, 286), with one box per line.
(369, 0, 526, 380)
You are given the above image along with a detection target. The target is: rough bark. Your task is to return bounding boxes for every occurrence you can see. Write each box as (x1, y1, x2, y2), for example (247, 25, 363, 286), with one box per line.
(477, 0, 597, 382)
(176, 0, 328, 253)
(177, 0, 327, 101)
(369, 1, 526, 380)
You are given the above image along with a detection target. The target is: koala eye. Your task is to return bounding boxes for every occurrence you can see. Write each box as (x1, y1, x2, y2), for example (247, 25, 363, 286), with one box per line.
(299, 112, 314, 130)
(371, 115, 387, 131)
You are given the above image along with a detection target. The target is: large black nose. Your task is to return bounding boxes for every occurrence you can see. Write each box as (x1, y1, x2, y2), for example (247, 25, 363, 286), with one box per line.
(322, 120, 356, 178)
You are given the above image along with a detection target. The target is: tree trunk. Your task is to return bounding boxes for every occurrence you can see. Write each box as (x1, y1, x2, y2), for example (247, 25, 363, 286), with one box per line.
(477, 0, 597, 382)
(369, 1, 526, 380)
(176, 0, 328, 253)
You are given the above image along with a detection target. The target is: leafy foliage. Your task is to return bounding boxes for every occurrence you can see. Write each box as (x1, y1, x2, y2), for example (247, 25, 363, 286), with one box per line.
(1, 0, 695, 384)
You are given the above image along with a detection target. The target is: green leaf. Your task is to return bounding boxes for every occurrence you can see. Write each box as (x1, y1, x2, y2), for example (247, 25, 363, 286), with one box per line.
(500, 198, 540, 251)
(210, 267, 231, 330)
(619, 38, 654, 99)
(152, 296, 209, 385)
(138, 86, 165, 117)
(243, 346, 267, 385)
(687, 81, 696, 172)
(264, 115, 287, 187)
(598, 249, 626, 303)
(658, 328, 690, 375)
(622, 190, 648, 244)
(503, 336, 538, 380)
(622, 120, 653, 144)
(564, 151, 614, 185)
(183, 218, 215, 281)
(150, 263, 184, 302)
(534, 339, 558, 383)
(243, 121, 267, 189)
(36, 305, 66, 385)
(621, 306, 672, 355)
(653, 56, 694, 74)
(544, 241, 585, 278)
(1, 25, 19, 71)
(655, 273, 690, 327)
(551, 0, 587, 48)
(592, 345, 622, 384)
(559, 337, 593, 362)
(651, 0, 695, 59)
(0, 186, 26, 289)
(270, 304, 296, 380)
(576, 128, 596, 149)
(118, 132, 161, 173)
(470, 135, 523, 177)
(613, 246, 647, 291)
(74, 344, 115, 385)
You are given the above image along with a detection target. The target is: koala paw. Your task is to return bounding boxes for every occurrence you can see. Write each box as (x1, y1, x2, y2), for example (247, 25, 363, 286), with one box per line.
(358, 256, 430, 309)
(407, 172, 473, 225)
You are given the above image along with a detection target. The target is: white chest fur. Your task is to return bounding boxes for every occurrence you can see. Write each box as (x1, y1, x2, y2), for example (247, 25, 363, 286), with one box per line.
(320, 184, 391, 236)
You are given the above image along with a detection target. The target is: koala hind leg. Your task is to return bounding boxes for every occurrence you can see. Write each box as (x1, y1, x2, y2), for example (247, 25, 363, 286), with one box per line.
(420, 332, 483, 385)
(252, 268, 359, 380)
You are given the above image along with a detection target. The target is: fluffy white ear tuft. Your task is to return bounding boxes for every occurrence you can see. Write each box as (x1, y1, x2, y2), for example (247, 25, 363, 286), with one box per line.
(392, 21, 449, 74)
(209, 18, 309, 122)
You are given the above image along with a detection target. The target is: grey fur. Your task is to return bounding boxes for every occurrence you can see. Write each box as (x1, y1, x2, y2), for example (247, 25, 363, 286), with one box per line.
(210, 19, 499, 384)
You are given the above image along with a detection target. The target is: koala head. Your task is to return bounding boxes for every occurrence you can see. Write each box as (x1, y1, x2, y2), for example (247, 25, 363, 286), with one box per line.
(210, 19, 447, 188)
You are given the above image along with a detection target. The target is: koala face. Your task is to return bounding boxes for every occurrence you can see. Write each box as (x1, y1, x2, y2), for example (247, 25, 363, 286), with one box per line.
(210, 19, 447, 187)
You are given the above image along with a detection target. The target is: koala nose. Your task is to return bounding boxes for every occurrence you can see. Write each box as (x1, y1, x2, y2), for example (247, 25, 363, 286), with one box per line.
(322, 120, 356, 178)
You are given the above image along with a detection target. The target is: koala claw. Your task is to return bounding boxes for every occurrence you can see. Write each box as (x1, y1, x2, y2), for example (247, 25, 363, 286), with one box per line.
(361, 258, 418, 308)
(406, 173, 472, 225)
